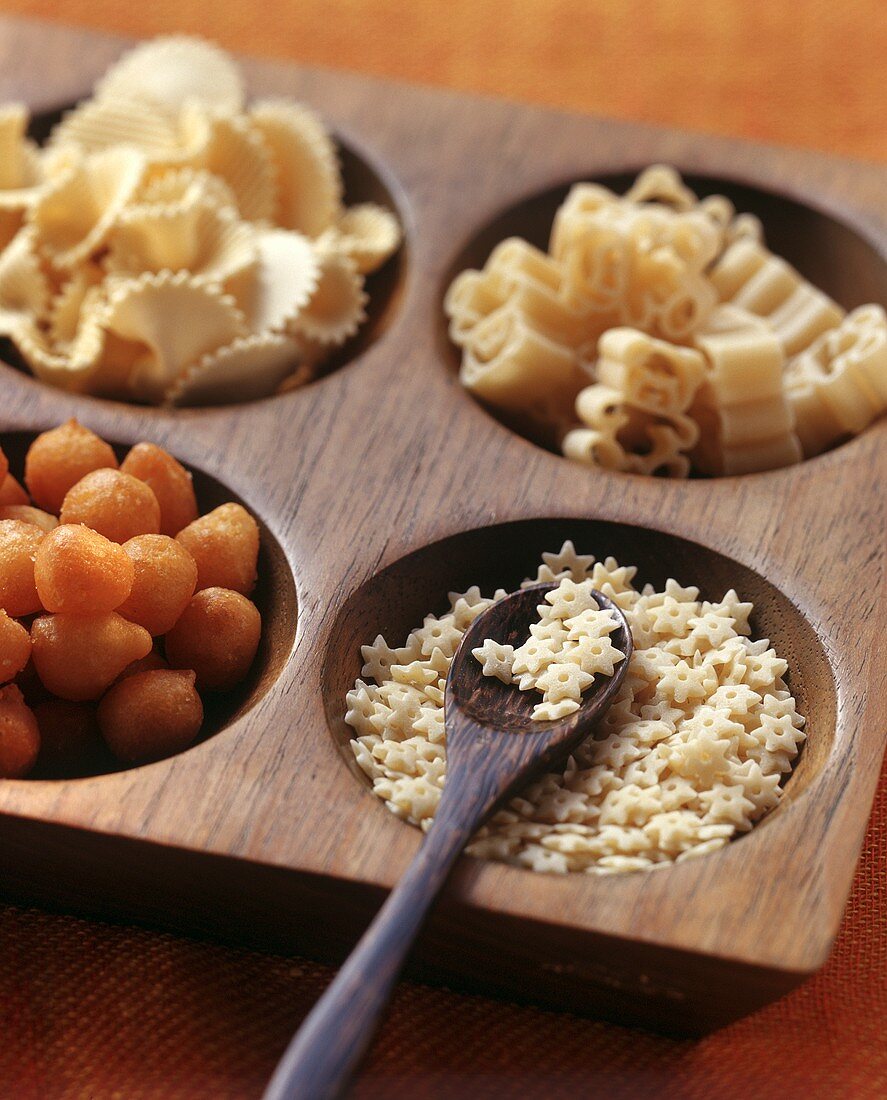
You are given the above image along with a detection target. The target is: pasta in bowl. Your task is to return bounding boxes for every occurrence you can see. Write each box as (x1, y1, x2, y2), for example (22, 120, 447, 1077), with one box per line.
(444, 166, 887, 476)
(0, 37, 402, 405)
(344, 538, 807, 875)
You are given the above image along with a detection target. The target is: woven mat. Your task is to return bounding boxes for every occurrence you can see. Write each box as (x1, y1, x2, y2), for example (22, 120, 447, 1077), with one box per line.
(3, 0, 886, 161)
(0, 745, 883, 1099)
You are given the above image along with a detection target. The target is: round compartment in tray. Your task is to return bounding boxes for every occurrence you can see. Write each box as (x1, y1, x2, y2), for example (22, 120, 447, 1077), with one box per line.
(0, 429, 297, 780)
(440, 171, 887, 473)
(0, 106, 407, 409)
(323, 518, 836, 862)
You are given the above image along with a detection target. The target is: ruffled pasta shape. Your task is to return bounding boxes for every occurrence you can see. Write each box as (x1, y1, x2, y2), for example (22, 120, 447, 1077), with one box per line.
(0, 104, 44, 212)
(318, 203, 402, 275)
(288, 248, 367, 347)
(14, 310, 106, 393)
(94, 36, 245, 115)
(101, 271, 245, 403)
(250, 100, 342, 236)
(28, 147, 146, 269)
(138, 167, 238, 214)
(0, 229, 50, 336)
(177, 107, 276, 223)
(0, 35, 401, 404)
(229, 227, 320, 334)
(47, 263, 105, 344)
(168, 332, 306, 406)
(107, 201, 257, 286)
(48, 95, 203, 166)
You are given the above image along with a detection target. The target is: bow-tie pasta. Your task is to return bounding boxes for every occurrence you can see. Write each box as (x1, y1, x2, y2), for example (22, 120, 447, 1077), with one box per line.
(0, 37, 401, 405)
(445, 166, 886, 476)
(346, 542, 805, 874)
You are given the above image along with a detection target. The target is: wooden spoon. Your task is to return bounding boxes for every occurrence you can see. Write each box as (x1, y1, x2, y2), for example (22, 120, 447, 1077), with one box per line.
(264, 584, 633, 1100)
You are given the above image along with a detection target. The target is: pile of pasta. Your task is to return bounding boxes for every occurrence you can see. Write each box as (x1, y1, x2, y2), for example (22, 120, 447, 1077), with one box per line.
(0, 420, 262, 778)
(0, 37, 400, 405)
(445, 166, 887, 476)
(472, 582, 625, 720)
(346, 542, 805, 874)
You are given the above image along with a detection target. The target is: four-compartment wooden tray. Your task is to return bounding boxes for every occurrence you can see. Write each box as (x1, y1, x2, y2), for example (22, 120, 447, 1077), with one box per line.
(0, 15, 884, 1036)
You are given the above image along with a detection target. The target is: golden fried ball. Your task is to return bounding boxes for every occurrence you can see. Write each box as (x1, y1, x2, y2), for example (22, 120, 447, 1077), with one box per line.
(0, 519, 45, 617)
(121, 443, 199, 538)
(165, 587, 261, 691)
(0, 610, 31, 683)
(0, 684, 40, 778)
(35, 524, 134, 615)
(60, 469, 161, 544)
(0, 505, 58, 532)
(98, 669, 203, 764)
(117, 535, 197, 636)
(0, 474, 29, 507)
(175, 503, 259, 595)
(31, 612, 152, 701)
(25, 419, 118, 513)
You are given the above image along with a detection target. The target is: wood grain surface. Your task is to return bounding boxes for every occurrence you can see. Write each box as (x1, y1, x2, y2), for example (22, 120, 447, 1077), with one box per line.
(0, 15, 884, 1035)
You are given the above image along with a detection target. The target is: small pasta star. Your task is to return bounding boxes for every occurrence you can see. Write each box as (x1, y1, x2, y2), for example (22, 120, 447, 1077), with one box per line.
(535, 661, 594, 704)
(470, 639, 515, 684)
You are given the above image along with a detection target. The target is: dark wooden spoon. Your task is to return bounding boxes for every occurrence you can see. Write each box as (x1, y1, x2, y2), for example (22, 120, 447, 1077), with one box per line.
(264, 584, 633, 1100)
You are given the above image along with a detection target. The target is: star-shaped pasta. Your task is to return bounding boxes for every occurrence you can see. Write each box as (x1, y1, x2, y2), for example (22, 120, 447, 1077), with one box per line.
(511, 636, 559, 678)
(665, 727, 734, 786)
(535, 662, 595, 704)
(563, 634, 625, 679)
(414, 614, 464, 659)
(540, 540, 596, 580)
(347, 545, 805, 876)
(544, 578, 601, 619)
(471, 639, 515, 684)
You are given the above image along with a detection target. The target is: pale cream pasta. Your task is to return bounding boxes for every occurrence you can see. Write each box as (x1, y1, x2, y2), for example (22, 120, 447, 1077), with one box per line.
(444, 166, 884, 476)
(473, 578, 626, 721)
(0, 36, 401, 405)
(346, 542, 805, 874)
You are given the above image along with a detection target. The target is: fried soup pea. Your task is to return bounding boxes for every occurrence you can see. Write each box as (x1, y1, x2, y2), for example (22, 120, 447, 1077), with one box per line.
(60, 469, 161, 544)
(99, 669, 204, 765)
(166, 587, 261, 691)
(35, 524, 135, 615)
(31, 613, 153, 701)
(25, 419, 118, 514)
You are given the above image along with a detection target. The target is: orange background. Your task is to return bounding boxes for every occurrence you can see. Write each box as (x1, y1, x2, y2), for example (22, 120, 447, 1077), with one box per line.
(0, 2, 885, 1098)
(2, 0, 886, 161)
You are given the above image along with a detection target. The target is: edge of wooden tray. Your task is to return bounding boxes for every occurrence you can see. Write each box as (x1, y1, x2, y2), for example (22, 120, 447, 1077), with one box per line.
(0, 14, 883, 1032)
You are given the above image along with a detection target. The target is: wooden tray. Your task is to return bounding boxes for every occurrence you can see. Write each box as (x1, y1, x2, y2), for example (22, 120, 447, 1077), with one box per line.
(0, 15, 884, 1036)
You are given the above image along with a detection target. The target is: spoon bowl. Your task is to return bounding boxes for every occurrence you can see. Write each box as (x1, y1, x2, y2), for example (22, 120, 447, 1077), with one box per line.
(265, 584, 633, 1100)
(448, 582, 633, 731)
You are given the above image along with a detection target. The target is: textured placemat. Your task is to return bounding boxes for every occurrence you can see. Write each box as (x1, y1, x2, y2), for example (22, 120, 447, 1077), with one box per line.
(0, 748, 883, 1099)
(2, 0, 885, 161)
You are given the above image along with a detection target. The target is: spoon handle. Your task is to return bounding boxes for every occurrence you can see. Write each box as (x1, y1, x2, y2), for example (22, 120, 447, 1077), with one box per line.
(263, 780, 495, 1100)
